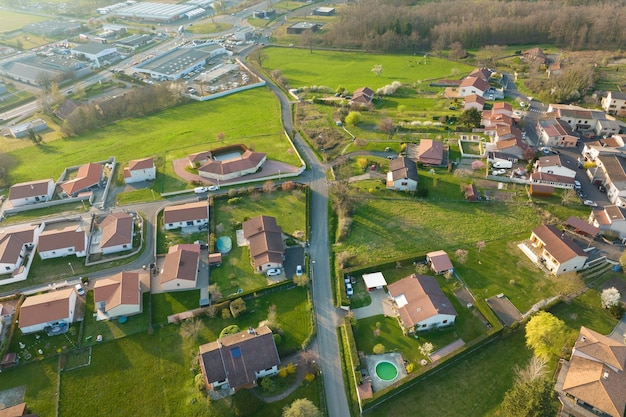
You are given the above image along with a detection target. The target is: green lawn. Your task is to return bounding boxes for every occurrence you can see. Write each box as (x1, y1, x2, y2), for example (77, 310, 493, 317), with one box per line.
(0, 10, 46, 32)
(5, 89, 293, 189)
(210, 188, 307, 294)
(0, 358, 59, 417)
(152, 290, 201, 324)
(262, 48, 474, 91)
(549, 289, 619, 338)
(188, 22, 233, 34)
(82, 292, 152, 343)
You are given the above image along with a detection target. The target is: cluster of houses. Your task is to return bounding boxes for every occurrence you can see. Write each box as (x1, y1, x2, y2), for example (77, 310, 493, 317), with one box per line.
(386, 140, 448, 191)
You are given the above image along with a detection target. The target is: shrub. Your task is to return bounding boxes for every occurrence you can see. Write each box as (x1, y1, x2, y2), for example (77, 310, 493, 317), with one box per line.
(219, 324, 241, 338)
(373, 343, 385, 354)
(194, 373, 206, 392)
(273, 333, 282, 345)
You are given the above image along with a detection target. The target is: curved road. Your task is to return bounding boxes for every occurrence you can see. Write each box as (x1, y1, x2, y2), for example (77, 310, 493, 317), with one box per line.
(257, 66, 351, 415)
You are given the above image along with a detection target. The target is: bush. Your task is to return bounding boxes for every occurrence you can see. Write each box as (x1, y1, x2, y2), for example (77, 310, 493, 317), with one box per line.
(194, 373, 206, 392)
(273, 333, 282, 345)
(373, 343, 385, 354)
(219, 324, 240, 338)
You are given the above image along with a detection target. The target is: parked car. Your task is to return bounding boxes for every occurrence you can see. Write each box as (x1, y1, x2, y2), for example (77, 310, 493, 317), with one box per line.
(598, 185, 607, 193)
(583, 200, 598, 207)
(346, 283, 354, 296)
(75, 283, 85, 296)
(576, 190, 586, 199)
(574, 180, 582, 190)
(266, 268, 281, 276)
(208, 185, 219, 191)
(540, 147, 551, 155)
(492, 169, 506, 176)
(296, 265, 303, 276)
(194, 186, 208, 193)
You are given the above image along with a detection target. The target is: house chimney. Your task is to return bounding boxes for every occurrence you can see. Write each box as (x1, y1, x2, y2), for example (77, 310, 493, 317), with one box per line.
(603, 371, 609, 380)
(248, 327, 255, 335)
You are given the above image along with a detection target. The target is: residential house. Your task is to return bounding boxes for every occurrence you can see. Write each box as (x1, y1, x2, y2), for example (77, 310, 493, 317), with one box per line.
(463, 94, 486, 111)
(465, 184, 480, 201)
(555, 327, 626, 417)
(8, 179, 55, 207)
(350, 87, 375, 106)
(458, 76, 490, 98)
(0, 225, 40, 275)
(588, 155, 626, 207)
(387, 274, 457, 333)
(546, 61, 563, 78)
(491, 102, 514, 117)
(53, 99, 82, 120)
(0, 402, 37, 417)
(386, 157, 418, 191)
(99, 212, 134, 255)
(426, 250, 454, 274)
(37, 225, 88, 259)
(564, 216, 599, 239)
(528, 224, 588, 275)
(123, 157, 156, 183)
(589, 205, 626, 242)
(60, 162, 103, 197)
(163, 201, 208, 231)
(194, 145, 266, 182)
(160, 243, 200, 291)
(242, 215, 284, 273)
(584, 136, 626, 161)
(534, 155, 576, 179)
(549, 104, 619, 137)
(602, 91, 626, 117)
(537, 118, 578, 148)
(468, 68, 494, 82)
(18, 288, 77, 334)
(286, 22, 321, 35)
(495, 136, 527, 160)
(417, 139, 445, 166)
(198, 326, 280, 392)
(522, 47, 548, 65)
(94, 271, 142, 320)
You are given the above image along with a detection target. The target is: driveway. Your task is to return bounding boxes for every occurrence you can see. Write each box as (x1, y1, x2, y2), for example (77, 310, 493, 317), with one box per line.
(352, 289, 393, 319)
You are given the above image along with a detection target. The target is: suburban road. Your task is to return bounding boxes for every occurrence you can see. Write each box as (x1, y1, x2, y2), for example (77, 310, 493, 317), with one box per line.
(259, 68, 351, 415)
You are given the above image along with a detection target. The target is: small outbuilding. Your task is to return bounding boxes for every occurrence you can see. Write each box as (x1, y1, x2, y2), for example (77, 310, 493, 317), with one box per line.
(362, 272, 387, 291)
(426, 250, 454, 275)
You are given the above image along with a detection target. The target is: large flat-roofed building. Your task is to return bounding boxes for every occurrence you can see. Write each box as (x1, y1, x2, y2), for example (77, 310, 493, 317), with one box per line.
(132, 44, 227, 81)
(313, 6, 335, 16)
(287, 22, 321, 34)
(23, 19, 82, 36)
(0, 55, 90, 86)
(71, 43, 118, 63)
(115, 2, 202, 22)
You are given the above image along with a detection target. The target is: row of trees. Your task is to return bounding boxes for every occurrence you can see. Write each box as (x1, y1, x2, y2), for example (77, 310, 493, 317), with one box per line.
(313, 0, 626, 52)
(61, 82, 185, 136)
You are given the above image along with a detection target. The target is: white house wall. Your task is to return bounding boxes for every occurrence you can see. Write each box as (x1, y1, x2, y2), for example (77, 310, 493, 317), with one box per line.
(164, 218, 208, 230)
(416, 313, 456, 331)
(162, 278, 197, 291)
(125, 167, 156, 184)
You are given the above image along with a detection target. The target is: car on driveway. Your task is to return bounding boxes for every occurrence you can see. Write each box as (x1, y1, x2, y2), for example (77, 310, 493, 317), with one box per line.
(583, 200, 597, 207)
(574, 180, 581, 189)
(266, 268, 281, 276)
(598, 185, 607, 193)
(296, 265, 303, 276)
(75, 283, 85, 296)
(346, 283, 354, 296)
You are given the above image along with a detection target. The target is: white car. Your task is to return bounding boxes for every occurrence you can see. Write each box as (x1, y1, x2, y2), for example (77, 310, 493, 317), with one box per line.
(492, 169, 506, 176)
(583, 200, 597, 207)
(75, 283, 85, 296)
(296, 265, 303, 276)
(208, 185, 219, 191)
(574, 180, 582, 190)
(266, 268, 281, 276)
(346, 283, 354, 296)
(194, 186, 208, 194)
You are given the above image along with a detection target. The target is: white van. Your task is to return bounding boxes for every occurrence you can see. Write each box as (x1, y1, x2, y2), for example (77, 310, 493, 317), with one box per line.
(492, 160, 513, 169)
(194, 187, 208, 194)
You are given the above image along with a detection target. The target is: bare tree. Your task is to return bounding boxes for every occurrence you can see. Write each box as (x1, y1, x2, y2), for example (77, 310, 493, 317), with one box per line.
(263, 180, 275, 193)
(180, 317, 204, 341)
(371, 64, 383, 76)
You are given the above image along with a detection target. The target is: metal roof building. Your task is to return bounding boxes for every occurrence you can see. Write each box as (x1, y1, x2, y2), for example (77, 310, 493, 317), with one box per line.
(132, 44, 227, 80)
(115, 2, 202, 22)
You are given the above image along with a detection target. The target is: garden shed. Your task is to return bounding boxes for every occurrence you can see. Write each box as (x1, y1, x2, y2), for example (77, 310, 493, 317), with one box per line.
(362, 272, 387, 291)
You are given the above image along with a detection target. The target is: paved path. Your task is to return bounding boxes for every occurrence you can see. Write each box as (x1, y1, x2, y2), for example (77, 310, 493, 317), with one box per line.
(352, 289, 389, 319)
(609, 313, 626, 343)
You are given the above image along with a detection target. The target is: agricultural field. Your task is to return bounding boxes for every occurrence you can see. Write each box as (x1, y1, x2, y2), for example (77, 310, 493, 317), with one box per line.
(0, 10, 45, 32)
(3, 88, 290, 188)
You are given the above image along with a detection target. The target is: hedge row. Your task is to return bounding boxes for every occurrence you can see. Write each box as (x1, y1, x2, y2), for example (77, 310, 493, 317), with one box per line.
(338, 325, 361, 417)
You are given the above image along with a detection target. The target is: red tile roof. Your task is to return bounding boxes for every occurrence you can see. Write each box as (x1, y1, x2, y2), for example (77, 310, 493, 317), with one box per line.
(532, 224, 587, 263)
(37, 225, 86, 253)
(9, 179, 53, 201)
(0, 226, 37, 265)
(100, 212, 133, 249)
(417, 139, 444, 165)
(163, 201, 208, 224)
(61, 163, 102, 196)
(19, 288, 74, 329)
(160, 244, 200, 284)
(94, 271, 141, 311)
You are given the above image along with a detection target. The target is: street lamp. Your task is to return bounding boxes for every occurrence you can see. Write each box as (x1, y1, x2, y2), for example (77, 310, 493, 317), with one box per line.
(68, 262, 75, 275)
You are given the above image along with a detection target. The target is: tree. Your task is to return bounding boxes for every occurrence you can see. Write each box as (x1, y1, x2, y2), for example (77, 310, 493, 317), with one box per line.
(371, 64, 383, 76)
(180, 317, 204, 341)
(378, 117, 394, 138)
(619, 249, 626, 269)
(561, 189, 579, 206)
(601, 287, 621, 308)
(293, 274, 308, 287)
(249, 48, 267, 67)
(263, 180, 275, 193)
(373, 343, 385, 354)
(261, 376, 275, 392)
(455, 249, 468, 264)
(458, 108, 481, 129)
(282, 398, 322, 417)
(282, 181, 295, 191)
(219, 324, 241, 338)
(356, 157, 369, 171)
(230, 298, 247, 318)
(345, 111, 362, 126)
(476, 241, 486, 253)
(525, 311, 567, 360)
(523, 146, 536, 162)
(419, 342, 434, 358)
(500, 376, 558, 417)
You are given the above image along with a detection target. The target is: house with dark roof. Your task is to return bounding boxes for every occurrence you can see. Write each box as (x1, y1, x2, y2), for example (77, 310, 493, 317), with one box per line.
(602, 91, 626, 117)
(123, 157, 156, 184)
(99, 212, 134, 255)
(469, 68, 494, 82)
(387, 274, 457, 334)
(528, 224, 588, 275)
(417, 139, 446, 166)
(60, 162, 103, 197)
(533, 155, 576, 188)
(163, 201, 208, 231)
(37, 225, 88, 260)
(199, 325, 280, 393)
(537, 118, 578, 148)
(588, 155, 626, 208)
(8, 179, 55, 207)
(386, 157, 418, 191)
(160, 243, 200, 291)
(589, 205, 626, 242)
(564, 216, 600, 239)
(18, 288, 77, 334)
(94, 271, 142, 320)
(555, 327, 626, 417)
(0, 225, 41, 276)
(350, 87, 375, 106)
(53, 99, 82, 120)
(242, 215, 284, 273)
(522, 47, 548, 65)
(426, 250, 454, 274)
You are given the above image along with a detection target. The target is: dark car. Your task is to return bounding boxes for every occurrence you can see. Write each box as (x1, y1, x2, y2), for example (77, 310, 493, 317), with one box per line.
(598, 185, 607, 193)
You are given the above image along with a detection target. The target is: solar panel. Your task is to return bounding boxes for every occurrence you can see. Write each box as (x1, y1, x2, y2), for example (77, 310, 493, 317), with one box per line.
(230, 347, 241, 358)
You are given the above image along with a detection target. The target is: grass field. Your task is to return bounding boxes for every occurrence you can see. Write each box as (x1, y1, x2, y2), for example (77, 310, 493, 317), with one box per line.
(0, 10, 45, 32)
(262, 48, 474, 91)
(4, 89, 291, 188)
(188, 22, 233, 34)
